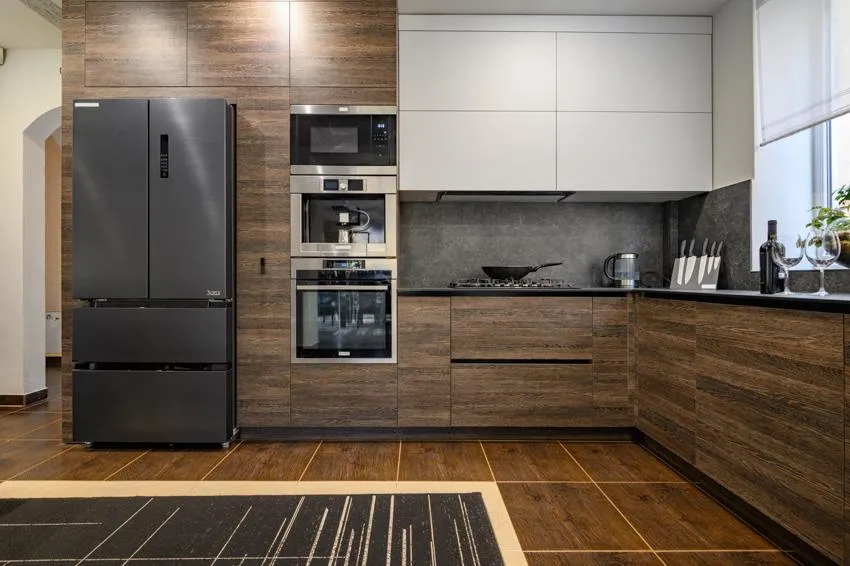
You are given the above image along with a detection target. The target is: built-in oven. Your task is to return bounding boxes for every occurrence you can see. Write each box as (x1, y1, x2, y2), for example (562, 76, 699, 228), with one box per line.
(290, 105, 397, 175)
(291, 175, 397, 257)
(292, 258, 397, 363)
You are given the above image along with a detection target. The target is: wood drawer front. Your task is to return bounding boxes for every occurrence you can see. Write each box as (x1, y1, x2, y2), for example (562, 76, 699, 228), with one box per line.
(451, 363, 593, 427)
(636, 298, 697, 464)
(696, 303, 844, 562)
(291, 364, 397, 427)
(398, 296, 450, 368)
(450, 297, 592, 360)
(398, 367, 451, 427)
(592, 296, 630, 407)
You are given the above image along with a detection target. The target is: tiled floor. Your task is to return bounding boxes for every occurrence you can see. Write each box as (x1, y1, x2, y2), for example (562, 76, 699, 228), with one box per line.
(0, 370, 798, 565)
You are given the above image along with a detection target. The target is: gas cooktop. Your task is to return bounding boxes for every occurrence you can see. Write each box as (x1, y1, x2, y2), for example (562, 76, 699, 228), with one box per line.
(448, 278, 578, 289)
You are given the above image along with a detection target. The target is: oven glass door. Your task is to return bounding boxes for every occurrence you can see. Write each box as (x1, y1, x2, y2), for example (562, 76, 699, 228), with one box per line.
(291, 114, 396, 167)
(294, 278, 393, 360)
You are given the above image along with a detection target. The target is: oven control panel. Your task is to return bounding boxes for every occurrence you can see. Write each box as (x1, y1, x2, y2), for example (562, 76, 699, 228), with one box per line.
(322, 178, 365, 192)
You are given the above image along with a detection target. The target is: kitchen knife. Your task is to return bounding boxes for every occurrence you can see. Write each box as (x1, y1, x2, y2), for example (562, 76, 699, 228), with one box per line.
(713, 241, 724, 270)
(697, 239, 709, 284)
(676, 240, 687, 285)
(684, 240, 697, 284)
(701, 238, 709, 257)
(709, 241, 717, 257)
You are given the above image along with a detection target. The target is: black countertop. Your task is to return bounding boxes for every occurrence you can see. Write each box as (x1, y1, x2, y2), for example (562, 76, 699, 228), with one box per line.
(398, 287, 850, 313)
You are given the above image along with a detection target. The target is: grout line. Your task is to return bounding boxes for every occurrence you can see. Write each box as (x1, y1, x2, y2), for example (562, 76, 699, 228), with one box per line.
(200, 441, 243, 482)
(395, 440, 402, 482)
(103, 450, 151, 481)
(478, 441, 496, 482)
(559, 441, 668, 566)
(7, 418, 61, 441)
(493, 480, 691, 484)
(7, 445, 77, 480)
(523, 549, 791, 554)
(298, 440, 323, 482)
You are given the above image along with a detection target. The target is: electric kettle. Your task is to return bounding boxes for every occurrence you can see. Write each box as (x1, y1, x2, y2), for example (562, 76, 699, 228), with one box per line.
(603, 253, 640, 288)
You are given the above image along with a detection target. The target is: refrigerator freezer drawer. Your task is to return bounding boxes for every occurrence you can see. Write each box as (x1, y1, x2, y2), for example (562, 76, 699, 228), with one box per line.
(73, 307, 233, 363)
(73, 370, 234, 444)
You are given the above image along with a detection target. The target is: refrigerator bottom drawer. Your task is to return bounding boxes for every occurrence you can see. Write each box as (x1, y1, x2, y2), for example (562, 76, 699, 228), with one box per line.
(73, 370, 234, 444)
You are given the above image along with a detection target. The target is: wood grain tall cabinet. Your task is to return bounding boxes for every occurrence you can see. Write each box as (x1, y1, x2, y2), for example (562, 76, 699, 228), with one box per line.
(61, 0, 398, 438)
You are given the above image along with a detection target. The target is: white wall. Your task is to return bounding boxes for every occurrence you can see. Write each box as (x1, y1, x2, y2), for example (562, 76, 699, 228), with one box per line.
(0, 48, 61, 396)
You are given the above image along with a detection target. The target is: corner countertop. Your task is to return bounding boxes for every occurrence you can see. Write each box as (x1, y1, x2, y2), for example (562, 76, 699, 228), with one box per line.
(399, 287, 850, 313)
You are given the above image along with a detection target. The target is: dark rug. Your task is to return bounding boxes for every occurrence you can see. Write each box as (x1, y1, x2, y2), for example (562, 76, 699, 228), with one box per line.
(0, 493, 505, 565)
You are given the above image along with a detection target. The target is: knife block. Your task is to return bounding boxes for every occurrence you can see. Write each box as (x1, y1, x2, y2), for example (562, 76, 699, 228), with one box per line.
(669, 256, 721, 290)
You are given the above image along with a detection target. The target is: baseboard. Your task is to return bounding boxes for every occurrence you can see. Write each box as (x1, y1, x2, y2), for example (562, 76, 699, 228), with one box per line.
(0, 388, 48, 408)
(640, 434, 839, 566)
(240, 426, 639, 442)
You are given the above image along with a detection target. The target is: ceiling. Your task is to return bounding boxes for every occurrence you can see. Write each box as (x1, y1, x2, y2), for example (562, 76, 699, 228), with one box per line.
(398, 0, 730, 16)
(0, 0, 60, 49)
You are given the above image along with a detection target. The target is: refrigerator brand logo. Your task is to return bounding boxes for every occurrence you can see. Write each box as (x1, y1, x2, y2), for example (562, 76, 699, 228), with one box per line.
(338, 106, 350, 112)
(206, 290, 222, 297)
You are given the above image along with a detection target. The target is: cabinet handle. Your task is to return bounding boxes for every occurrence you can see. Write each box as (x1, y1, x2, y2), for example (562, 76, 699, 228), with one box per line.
(260, 257, 266, 275)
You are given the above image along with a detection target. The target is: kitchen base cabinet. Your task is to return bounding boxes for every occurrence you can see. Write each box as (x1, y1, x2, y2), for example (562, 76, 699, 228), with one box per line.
(696, 304, 844, 562)
(636, 298, 697, 464)
(592, 296, 631, 408)
(398, 368, 450, 427)
(290, 364, 398, 427)
(450, 363, 597, 427)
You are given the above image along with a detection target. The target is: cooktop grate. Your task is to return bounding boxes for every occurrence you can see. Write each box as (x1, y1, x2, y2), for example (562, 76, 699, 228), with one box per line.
(448, 278, 577, 288)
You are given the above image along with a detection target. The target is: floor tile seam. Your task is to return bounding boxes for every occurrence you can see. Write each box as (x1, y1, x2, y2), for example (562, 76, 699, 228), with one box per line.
(5, 445, 77, 481)
(522, 549, 792, 553)
(5, 417, 61, 441)
(200, 440, 243, 482)
(558, 440, 666, 564)
(395, 440, 402, 482)
(297, 440, 323, 482)
(494, 480, 692, 484)
(103, 449, 152, 481)
(479, 441, 497, 482)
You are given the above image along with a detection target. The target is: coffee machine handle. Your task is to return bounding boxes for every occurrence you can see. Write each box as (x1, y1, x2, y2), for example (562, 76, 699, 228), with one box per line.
(603, 255, 616, 281)
(355, 209, 371, 232)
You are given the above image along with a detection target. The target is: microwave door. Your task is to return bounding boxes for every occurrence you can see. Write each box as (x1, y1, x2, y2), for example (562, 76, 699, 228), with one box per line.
(291, 113, 397, 175)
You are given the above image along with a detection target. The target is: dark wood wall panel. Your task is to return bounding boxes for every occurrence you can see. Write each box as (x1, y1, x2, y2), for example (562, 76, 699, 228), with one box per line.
(290, 87, 396, 105)
(845, 316, 850, 565)
(237, 89, 291, 183)
(289, 0, 396, 87)
(291, 364, 398, 427)
(398, 297, 450, 426)
(188, 2, 290, 87)
(696, 304, 844, 561)
(592, 296, 630, 409)
(451, 297, 593, 360)
(85, 2, 188, 87)
(636, 297, 696, 464)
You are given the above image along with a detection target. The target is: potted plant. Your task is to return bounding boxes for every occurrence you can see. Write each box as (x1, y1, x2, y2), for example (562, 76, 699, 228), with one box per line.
(808, 184, 850, 267)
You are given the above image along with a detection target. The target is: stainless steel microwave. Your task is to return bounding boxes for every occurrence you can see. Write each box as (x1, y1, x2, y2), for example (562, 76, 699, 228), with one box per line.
(290, 105, 397, 176)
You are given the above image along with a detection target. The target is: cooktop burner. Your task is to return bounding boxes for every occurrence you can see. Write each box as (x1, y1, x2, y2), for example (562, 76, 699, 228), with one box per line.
(449, 278, 577, 289)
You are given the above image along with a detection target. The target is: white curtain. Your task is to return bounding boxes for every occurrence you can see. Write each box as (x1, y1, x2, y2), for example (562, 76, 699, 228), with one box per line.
(756, 0, 850, 145)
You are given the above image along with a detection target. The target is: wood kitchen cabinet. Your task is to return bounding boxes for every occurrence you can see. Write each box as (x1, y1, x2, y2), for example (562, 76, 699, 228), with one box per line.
(695, 303, 844, 562)
(398, 296, 451, 426)
(450, 296, 592, 360)
(290, 364, 397, 427)
(592, 296, 631, 408)
(636, 297, 697, 464)
(845, 316, 850, 565)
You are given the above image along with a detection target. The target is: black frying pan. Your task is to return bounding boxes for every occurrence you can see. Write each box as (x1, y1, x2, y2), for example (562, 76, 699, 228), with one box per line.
(482, 262, 563, 280)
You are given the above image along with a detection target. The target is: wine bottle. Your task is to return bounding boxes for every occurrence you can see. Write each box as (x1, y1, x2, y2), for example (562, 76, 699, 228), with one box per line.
(759, 220, 782, 294)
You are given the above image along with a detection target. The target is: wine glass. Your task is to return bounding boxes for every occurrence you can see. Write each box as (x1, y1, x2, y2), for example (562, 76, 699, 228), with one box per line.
(771, 234, 805, 295)
(804, 229, 840, 296)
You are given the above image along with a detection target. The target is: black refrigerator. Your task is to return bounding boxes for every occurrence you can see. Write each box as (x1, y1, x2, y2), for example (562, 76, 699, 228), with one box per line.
(71, 98, 236, 446)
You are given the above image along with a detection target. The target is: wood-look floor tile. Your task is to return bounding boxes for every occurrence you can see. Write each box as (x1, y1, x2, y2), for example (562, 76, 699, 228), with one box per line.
(205, 442, 319, 481)
(484, 442, 587, 482)
(0, 412, 61, 439)
(23, 396, 62, 412)
(565, 443, 683, 482)
(301, 442, 397, 481)
(602, 484, 775, 550)
(14, 419, 61, 440)
(108, 448, 228, 481)
(659, 552, 798, 565)
(525, 552, 662, 565)
(13, 447, 146, 480)
(0, 441, 71, 480)
(398, 442, 492, 481)
(499, 483, 648, 550)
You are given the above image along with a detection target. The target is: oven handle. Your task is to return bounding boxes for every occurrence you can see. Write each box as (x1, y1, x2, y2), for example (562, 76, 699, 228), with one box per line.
(296, 285, 390, 291)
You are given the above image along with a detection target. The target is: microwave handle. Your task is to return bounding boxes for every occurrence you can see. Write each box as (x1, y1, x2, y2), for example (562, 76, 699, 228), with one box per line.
(296, 285, 389, 291)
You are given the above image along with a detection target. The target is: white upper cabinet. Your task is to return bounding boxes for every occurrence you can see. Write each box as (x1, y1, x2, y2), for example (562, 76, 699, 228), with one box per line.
(556, 32, 712, 112)
(400, 111, 557, 191)
(557, 112, 712, 192)
(399, 31, 557, 111)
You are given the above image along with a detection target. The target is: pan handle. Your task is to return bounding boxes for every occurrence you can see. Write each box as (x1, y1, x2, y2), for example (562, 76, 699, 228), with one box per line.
(530, 262, 563, 272)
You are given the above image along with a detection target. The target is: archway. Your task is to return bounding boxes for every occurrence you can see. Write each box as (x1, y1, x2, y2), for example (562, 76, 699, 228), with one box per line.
(21, 105, 60, 399)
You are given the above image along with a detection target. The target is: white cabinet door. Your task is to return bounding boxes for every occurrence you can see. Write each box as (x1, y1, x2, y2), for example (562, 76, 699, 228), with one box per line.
(400, 111, 556, 191)
(557, 112, 712, 191)
(557, 33, 712, 113)
(399, 31, 556, 111)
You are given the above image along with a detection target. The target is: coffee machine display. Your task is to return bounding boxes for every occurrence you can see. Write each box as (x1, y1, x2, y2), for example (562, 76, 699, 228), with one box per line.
(291, 175, 397, 257)
(604, 252, 640, 288)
